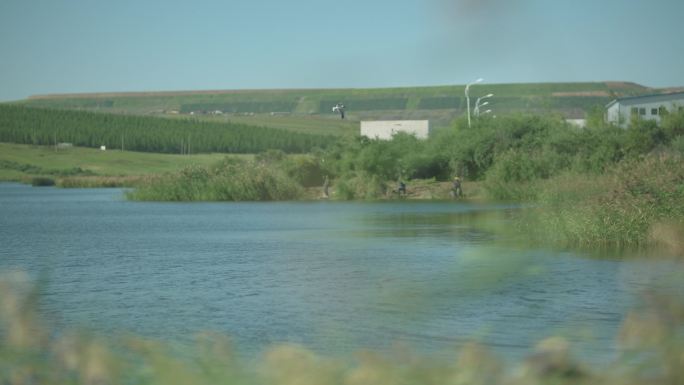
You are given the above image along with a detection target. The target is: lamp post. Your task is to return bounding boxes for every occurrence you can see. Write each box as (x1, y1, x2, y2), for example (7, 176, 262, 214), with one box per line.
(474, 93, 494, 117)
(474, 101, 488, 116)
(465, 78, 483, 128)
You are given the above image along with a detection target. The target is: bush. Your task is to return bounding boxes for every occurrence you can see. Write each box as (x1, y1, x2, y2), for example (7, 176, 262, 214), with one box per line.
(661, 109, 684, 139)
(282, 155, 326, 187)
(670, 136, 684, 154)
(30, 176, 55, 187)
(334, 172, 388, 200)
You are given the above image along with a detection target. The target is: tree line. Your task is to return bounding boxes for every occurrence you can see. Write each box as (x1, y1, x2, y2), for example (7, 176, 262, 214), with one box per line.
(0, 105, 335, 154)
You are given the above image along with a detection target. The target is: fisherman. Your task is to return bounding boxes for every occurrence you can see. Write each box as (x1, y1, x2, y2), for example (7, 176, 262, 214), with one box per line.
(322, 175, 330, 198)
(397, 180, 407, 196)
(452, 176, 463, 198)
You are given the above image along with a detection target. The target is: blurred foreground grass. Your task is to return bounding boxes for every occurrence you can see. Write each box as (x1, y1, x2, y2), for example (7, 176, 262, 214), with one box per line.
(1, 272, 683, 385)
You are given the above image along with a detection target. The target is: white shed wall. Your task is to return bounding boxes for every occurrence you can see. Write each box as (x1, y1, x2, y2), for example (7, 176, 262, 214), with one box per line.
(607, 97, 684, 127)
(360, 120, 430, 140)
(606, 103, 623, 125)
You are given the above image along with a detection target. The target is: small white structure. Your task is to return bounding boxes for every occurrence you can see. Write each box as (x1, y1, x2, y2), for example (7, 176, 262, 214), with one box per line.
(100, 145, 106, 151)
(565, 119, 587, 128)
(605, 91, 684, 127)
(360, 120, 430, 140)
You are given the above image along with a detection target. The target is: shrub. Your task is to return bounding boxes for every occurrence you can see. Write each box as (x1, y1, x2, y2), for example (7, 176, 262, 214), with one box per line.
(661, 109, 684, 139)
(334, 172, 387, 200)
(282, 155, 326, 187)
(670, 136, 684, 154)
(30, 176, 55, 187)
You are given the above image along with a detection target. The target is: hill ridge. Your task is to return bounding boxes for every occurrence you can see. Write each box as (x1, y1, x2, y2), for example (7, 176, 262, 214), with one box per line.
(17, 81, 670, 128)
(26, 81, 648, 100)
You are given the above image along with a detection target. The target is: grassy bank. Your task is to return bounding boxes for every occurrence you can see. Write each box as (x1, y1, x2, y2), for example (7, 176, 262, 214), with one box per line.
(126, 147, 484, 202)
(1, 273, 683, 385)
(0, 142, 233, 185)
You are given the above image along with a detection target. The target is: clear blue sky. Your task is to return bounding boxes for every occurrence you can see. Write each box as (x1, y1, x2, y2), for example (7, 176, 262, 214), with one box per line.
(1, 0, 683, 101)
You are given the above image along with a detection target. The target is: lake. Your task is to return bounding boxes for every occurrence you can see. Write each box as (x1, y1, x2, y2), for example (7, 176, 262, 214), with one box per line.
(0, 183, 681, 363)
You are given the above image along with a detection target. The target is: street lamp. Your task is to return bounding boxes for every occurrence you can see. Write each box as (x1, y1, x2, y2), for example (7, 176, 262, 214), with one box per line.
(474, 93, 494, 117)
(474, 101, 488, 116)
(465, 78, 483, 128)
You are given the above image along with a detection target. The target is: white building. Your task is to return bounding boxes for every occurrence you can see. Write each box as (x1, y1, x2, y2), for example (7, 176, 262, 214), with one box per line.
(565, 119, 587, 128)
(605, 91, 684, 127)
(360, 120, 430, 140)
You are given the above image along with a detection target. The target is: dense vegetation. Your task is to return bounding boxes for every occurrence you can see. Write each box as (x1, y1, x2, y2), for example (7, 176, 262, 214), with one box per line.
(133, 110, 684, 199)
(0, 105, 335, 154)
(319, 110, 684, 247)
(316, 109, 683, 193)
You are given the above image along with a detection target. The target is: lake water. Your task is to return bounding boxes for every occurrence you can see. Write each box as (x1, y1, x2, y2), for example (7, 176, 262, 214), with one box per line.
(0, 183, 681, 363)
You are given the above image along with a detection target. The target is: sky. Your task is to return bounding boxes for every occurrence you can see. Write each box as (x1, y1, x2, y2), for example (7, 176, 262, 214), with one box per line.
(1, 0, 683, 101)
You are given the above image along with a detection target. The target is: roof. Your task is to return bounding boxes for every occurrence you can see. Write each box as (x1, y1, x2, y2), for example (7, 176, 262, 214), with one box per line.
(606, 91, 684, 108)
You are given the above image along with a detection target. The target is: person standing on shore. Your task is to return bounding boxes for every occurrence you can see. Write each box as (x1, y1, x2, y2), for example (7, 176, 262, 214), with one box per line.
(452, 176, 463, 198)
(322, 175, 330, 198)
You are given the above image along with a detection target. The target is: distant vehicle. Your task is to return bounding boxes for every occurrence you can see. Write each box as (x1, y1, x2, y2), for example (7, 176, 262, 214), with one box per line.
(332, 103, 345, 119)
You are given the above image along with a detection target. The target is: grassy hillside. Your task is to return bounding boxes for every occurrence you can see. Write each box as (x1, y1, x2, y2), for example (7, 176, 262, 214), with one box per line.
(174, 114, 359, 136)
(14, 82, 658, 129)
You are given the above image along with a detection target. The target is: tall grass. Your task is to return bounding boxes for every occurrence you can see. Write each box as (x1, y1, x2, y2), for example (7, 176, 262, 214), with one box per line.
(1, 272, 683, 385)
(56, 175, 146, 188)
(128, 158, 304, 201)
(510, 155, 684, 249)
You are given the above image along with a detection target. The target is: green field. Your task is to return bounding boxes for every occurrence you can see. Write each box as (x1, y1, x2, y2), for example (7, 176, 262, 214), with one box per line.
(11, 81, 665, 131)
(189, 114, 359, 136)
(0, 142, 233, 181)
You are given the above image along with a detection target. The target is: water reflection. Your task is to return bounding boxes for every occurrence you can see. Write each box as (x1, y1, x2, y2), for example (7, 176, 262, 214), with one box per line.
(350, 203, 520, 243)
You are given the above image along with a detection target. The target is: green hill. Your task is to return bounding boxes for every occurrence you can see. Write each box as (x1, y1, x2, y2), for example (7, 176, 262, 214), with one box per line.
(13, 81, 660, 130)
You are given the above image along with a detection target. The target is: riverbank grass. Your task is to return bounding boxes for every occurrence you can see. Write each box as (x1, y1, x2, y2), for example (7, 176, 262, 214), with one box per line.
(507, 155, 684, 250)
